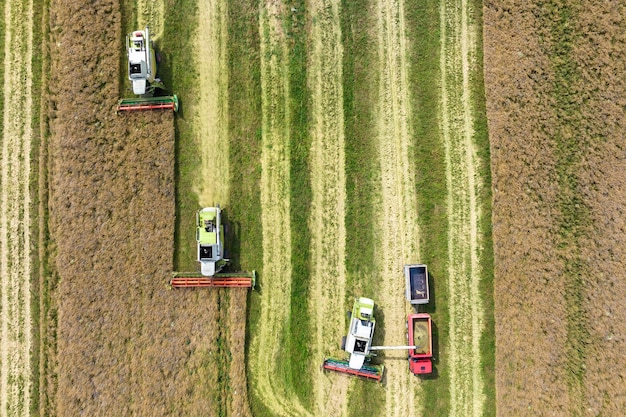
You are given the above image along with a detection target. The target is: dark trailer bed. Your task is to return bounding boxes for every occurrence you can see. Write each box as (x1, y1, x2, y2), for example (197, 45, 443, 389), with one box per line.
(404, 264, 429, 305)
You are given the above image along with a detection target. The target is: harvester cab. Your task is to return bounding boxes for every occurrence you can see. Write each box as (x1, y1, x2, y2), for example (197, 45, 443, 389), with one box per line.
(344, 297, 376, 370)
(170, 206, 255, 289)
(117, 27, 178, 112)
(196, 207, 226, 277)
(127, 28, 157, 95)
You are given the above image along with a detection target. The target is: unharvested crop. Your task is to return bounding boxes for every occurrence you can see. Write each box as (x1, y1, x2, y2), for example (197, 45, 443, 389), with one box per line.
(484, 0, 626, 414)
(45, 0, 250, 415)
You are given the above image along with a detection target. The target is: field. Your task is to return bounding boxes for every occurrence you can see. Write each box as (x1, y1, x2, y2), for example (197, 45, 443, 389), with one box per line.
(484, 0, 626, 415)
(1, 0, 624, 416)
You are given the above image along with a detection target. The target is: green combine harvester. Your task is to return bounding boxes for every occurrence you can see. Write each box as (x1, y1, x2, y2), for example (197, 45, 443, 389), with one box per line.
(117, 27, 178, 113)
(171, 206, 256, 288)
(323, 298, 385, 381)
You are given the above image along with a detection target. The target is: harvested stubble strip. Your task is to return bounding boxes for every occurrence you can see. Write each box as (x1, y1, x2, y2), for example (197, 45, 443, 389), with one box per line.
(1, 0, 34, 414)
(306, 0, 349, 414)
(373, 0, 421, 415)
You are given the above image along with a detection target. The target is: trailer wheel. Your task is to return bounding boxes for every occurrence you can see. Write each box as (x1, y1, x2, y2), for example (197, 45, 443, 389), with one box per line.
(340, 336, 346, 350)
(347, 311, 352, 319)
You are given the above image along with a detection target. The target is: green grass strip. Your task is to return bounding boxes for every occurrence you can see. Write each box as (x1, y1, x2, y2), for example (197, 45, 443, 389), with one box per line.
(340, 0, 385, 415)
(468, 0, 496, 414)
(284, 0, 314, 408)
(30, 0, 47, 414)
(404, 0, 451, 414)
(161, 0, 201, 272)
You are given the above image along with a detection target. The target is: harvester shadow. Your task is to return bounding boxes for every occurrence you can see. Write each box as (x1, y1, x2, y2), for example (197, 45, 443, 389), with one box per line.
(153, 39, 183, 113)
(369, 307, 386, 368)
(418, 270, 436, 314)
(172, 120, 198, 272)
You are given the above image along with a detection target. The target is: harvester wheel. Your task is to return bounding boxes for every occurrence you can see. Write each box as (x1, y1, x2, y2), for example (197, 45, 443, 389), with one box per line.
(340, 336, 346, 350)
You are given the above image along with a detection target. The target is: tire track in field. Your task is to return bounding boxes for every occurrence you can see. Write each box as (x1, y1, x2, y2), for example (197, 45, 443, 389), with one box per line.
(0, 0, 34, 415)
(248, 2, 311, 416)
(194, 0, 230, 206)
(136, 0, 164, 40)
(374, 0, 421, 416)
(306, 1, 348, 415)
(440, 1, 485, 415)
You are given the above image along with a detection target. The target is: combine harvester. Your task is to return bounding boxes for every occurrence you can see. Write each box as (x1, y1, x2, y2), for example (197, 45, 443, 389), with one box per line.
(171, 206, 255, 289)
(323, 297, 432, 381)
(323, 265, 435, 381)
(117, 27, 178, 112)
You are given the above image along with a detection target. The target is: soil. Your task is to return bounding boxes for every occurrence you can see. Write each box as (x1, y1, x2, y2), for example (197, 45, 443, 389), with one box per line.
(0, 0, 35, 414)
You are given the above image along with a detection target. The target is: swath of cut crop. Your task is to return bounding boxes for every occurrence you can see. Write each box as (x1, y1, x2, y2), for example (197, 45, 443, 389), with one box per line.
(136, 0, 164, 40)
(373, 0, 421, 416)
(0, 0, 34, 415)
(439, 0, 485, 415)
(306, 0, 348, 415)
(193, 0, 230, 207)
(248, 2, 311, 416)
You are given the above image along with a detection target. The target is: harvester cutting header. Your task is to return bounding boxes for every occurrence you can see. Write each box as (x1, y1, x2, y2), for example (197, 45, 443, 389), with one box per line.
(117, 27, 178, 112)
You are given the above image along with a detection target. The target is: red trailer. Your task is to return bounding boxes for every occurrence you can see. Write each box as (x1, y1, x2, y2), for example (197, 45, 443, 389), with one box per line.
(407, 313, 433, 375)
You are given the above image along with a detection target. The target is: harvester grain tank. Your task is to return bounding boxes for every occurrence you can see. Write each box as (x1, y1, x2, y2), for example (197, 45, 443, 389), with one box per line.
(170, 206, 255, 288)
(117, 27, 178, 112)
